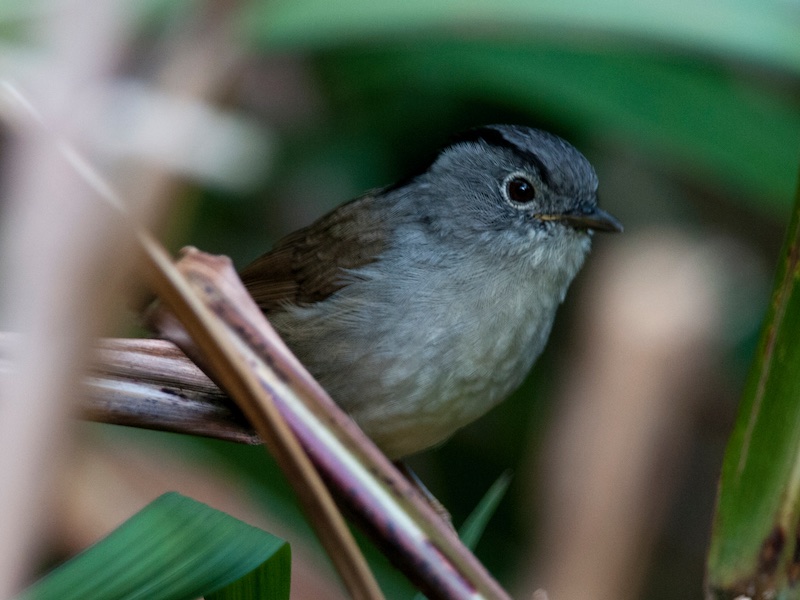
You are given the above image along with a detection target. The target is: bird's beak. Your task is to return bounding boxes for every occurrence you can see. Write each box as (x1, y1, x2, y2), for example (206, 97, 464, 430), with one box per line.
(539, 205, 623, 233)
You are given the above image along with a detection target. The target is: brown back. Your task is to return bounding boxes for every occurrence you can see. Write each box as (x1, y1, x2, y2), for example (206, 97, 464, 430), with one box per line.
(240, 194, 388, 313)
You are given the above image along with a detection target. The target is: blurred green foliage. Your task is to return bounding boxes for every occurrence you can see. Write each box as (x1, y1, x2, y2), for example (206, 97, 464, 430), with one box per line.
(244, 0, 799, 208)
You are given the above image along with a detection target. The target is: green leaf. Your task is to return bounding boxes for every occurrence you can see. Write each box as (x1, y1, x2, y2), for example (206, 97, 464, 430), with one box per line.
(19, 492, 290, 600)
(316, 41, 800, 213)
(458, 471, 512, 552)
(207, 544, 291, 600)
(706, 170, 800, 598)
(245, 0, 800, 73)
(235, 1, 800, 214)
(413, 473, 511, 600)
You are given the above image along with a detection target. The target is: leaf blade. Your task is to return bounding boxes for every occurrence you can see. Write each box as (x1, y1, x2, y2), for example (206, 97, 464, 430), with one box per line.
(19, 492, 290, 600)
(706, 171, 800, 596)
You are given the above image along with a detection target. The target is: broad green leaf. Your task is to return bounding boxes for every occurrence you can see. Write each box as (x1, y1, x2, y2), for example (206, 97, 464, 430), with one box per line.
(20, 492, 290, 600)
(207, 544, 291, 600)
(7, 1, 800, 211)
(235, 1, 800, 214)
(246, 0, 800, 73)
(706, 170, 800, 598)
(315, 42, 800, 213)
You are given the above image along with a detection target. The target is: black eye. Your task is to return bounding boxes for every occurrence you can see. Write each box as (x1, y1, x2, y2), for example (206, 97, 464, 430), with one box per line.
(505, 176, 536, 203)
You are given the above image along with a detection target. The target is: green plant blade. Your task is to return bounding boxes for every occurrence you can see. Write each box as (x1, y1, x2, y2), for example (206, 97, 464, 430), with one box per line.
(316, 41, 799, 213)
(706, 170, 800, 598)
(247, 0, 800, 73)
(458, 472, 512, 552)
(237, 0, 800, 213)
(19, 492, 290, 600)
(413, 473, 511, 600)
(207, 544, 291, 600)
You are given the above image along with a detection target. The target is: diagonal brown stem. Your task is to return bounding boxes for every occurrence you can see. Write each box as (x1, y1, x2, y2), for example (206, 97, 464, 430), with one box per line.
(139, 240, 385, 600)
(145, 248, 510, 600)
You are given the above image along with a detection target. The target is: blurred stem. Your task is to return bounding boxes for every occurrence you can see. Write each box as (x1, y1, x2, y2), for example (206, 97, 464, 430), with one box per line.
(0, 1, 132, 595)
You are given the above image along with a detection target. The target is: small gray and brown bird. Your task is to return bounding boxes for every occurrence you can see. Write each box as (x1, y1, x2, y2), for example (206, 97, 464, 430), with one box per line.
(241, 125, 622, 459)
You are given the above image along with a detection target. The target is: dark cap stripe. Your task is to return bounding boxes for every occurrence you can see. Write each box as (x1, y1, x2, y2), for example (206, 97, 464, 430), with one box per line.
(450, 126, 553, 187)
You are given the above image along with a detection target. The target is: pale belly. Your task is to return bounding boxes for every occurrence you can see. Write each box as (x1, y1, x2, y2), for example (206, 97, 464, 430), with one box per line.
(341, 298, 558, 458)
(270, 236, 586, 458)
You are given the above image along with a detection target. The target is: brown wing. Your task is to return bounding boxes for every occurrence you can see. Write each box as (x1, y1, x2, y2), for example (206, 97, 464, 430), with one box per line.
(240, 193, 387, 313)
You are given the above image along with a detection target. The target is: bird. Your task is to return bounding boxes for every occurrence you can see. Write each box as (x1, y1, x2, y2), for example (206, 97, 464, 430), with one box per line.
(240, 125, 622, 459)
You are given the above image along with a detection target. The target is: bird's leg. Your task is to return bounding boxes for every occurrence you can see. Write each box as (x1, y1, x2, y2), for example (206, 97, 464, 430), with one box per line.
(394, 461, 454, 529)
